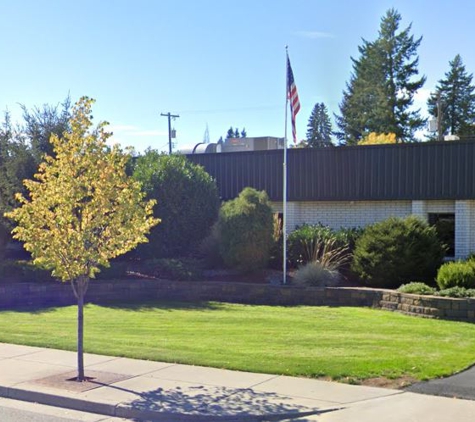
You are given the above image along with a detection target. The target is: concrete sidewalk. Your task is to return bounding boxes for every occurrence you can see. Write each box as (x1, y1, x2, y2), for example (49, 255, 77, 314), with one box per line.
(0, 343, 473, 421)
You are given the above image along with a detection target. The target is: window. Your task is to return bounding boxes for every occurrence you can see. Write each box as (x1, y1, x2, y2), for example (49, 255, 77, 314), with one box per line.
(428, 213, 455, 257)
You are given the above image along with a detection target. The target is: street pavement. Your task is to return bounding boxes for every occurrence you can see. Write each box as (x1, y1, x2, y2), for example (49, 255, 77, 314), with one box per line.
(0, 342, 473, 421)
(0, 397, 128, 421)
(406, 365, 475, 401)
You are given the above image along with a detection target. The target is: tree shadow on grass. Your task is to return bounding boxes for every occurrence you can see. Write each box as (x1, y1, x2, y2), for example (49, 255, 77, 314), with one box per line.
(0, 300, 226, 315)
(99, 300, 228, 313)
(0, 304, 72, 315)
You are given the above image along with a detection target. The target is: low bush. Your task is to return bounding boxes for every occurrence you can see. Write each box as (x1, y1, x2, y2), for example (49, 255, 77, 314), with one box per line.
(137, 258, 203, 281)
(293, 261, 341, 287)
(436, 261, 475, 289)
(352, 216, 445, 289)
(436, 287, 475, 298)
(397, 282, 436, 295)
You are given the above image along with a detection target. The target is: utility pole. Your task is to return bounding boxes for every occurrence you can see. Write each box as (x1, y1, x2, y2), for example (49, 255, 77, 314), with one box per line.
(160, 112, 180, 154)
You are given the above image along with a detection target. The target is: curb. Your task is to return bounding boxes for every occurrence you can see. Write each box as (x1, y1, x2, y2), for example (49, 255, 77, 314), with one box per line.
(0, 384, 342, 421)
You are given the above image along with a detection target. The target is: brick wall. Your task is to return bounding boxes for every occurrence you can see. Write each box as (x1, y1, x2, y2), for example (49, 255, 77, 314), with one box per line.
(455, 200, 475, 258)
(271, 200, 412, 231)
(1, 279, 474, 323)
(272, 199, 475, 258)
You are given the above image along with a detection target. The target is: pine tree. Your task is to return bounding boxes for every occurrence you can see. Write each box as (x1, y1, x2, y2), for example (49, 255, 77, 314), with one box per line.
(336, 9, 426, 144)
(306, 103, 333, 147)
(334, 42, 388, 144)
(224, 127, 246, 140)
(427, 55, 475, 138)
(226, 127, 235, 139)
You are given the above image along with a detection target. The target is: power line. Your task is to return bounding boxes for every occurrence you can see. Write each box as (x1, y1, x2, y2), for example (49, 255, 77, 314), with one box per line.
(177, 104, 281, 115)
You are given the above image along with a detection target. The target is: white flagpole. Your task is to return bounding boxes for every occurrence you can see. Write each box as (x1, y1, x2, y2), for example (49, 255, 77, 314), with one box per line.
(283, 46, 289, 285)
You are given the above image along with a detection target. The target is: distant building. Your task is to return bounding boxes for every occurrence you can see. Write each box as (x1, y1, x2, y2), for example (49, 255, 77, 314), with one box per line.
(179, 136, 284, 154)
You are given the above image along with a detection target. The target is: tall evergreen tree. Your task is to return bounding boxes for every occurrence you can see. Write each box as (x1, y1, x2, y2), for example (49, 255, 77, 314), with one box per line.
(306, 102, 333, 147)
(427, 54, 475, 138)
(336, 9, 426, 144)
(224, 126, 246, 140)
(226, 127, 235, 139)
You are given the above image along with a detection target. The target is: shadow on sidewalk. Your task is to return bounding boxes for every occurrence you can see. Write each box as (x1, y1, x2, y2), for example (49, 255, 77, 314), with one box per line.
(98, 381, 340, 421)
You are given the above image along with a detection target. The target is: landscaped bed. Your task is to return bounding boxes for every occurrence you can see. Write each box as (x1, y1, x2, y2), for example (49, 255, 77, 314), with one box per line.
(1, 301, 475, 387)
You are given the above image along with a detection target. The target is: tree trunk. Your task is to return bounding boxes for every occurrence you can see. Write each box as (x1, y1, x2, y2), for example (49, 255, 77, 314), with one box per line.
(75, 276, 89, 382)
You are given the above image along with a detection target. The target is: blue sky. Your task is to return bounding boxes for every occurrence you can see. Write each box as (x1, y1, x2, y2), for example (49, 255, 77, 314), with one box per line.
(1, 0, 474, 152)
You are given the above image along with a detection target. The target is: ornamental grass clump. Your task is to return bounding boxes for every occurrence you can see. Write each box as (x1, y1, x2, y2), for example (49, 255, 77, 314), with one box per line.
(294, 238, 350, 287)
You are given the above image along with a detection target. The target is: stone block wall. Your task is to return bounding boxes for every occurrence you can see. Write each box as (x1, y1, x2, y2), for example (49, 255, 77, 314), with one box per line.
(1, 279, 474, 323)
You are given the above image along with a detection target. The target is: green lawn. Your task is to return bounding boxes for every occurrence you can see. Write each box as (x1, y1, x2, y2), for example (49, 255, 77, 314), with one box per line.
(1, 301, 475, 382)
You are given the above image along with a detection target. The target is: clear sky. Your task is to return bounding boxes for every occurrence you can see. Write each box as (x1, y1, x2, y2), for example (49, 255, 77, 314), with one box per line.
(0, 0, 474, 152)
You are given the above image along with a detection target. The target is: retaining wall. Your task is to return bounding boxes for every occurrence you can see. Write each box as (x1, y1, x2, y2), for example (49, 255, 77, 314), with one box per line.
(0, 279, 474, 322)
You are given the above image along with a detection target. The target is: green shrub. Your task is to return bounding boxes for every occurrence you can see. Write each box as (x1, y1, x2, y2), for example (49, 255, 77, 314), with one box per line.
(293, 261, 341, 287)
(352, 216, 445, 289)
(96, 260, 129, 280)
(199, 223, 223, 269)
(335, 227, 364, 255)
(132, 151, 220, 258)
(217, 187, 274, 272)
(466, 253, 475, 263)
(0, 220, 11, 259)
(436, 286, 475, 298)
(436, 261, 475, 289)
(397, 282, 436, 295)
(0, 260, 56, 283)
(139, 258, 203, 281)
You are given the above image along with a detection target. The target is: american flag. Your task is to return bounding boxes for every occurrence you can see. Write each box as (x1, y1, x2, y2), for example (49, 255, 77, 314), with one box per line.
(287, 56, 301, 143)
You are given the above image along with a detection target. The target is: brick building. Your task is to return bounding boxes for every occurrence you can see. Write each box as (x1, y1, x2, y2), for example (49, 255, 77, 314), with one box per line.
(188, 141, 475, 259)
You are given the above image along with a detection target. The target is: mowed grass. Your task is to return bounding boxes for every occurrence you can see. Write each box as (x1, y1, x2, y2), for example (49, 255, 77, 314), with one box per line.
(1, 301, 475, 382)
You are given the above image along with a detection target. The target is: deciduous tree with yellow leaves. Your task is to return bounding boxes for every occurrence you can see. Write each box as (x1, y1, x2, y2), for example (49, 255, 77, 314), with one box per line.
(5, 97, 158, 381)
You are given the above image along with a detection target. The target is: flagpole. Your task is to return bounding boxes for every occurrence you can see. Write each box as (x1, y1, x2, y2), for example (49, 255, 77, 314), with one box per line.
(283, 46, 289, 285)
(282, 48, 300, 286)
